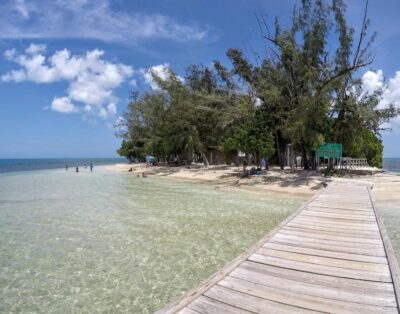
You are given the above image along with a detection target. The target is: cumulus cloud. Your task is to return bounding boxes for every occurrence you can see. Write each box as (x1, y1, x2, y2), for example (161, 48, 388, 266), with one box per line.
(0, 0, 208, 43)
(361, 70, 384, 95)
(2, 44, 133, 120)
(51, 97, 79, 114)
(141, 63, 184, 90)
(362, 70, 400, 127)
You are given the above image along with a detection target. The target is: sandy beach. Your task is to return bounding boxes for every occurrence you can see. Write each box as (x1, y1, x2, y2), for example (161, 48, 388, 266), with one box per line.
(106, 163, 400, 207)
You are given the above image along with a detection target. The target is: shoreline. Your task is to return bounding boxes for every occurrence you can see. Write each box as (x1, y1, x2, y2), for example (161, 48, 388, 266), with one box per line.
(105, 163, 400, 206)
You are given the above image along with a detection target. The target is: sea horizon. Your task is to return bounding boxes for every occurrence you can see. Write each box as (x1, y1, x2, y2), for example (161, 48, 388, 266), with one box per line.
(0, 157, 125, 174)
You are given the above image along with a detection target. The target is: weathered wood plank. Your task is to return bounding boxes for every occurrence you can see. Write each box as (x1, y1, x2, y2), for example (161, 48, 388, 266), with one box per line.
(249, 253, 392, 282)
(306, 206, 376, 216)
(177, 308, 200, 314)
(279, 228, 382, 244)
(230, 267, 397, 307)
(292, 217, 380, 230)
(264, 242, 388, 264)
(301, 210, 377, 221)
(270, 236, 386, 256)
(241, 261, 395, 293)
(219, 276, 397, 314)
(188, 296, 251, 314)
(285, 224, 381, 238)
(205, 285, 319, 314)
(273, 233, 385, 250)
(257, 247, 390, 273)
(297, 213, 377, 225)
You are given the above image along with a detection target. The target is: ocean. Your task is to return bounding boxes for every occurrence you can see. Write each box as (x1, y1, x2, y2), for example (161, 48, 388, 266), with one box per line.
(0, 158, 125, 173)
(0, 163, 304, 313)
(383, 158, 400, 173)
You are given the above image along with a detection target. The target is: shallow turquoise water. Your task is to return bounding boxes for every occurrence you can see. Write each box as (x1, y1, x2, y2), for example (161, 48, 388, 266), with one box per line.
(0, 167, 304, 313)
(381, 203, 400, 262)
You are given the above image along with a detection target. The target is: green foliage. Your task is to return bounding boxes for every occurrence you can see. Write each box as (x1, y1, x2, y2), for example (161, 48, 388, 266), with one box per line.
(347, 129, 383, 168)
(117, 140, 139, 162)
(222, 110, 275, 158)
(117, 63, 261, 165)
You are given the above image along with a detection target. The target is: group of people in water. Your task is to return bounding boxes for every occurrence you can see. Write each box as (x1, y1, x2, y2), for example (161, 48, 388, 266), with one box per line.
(128, 167, 147, 177)
(65, 163, 93, 173)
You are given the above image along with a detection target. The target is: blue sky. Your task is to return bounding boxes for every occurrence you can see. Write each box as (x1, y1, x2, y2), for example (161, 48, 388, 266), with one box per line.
(0, 0, 399, 158)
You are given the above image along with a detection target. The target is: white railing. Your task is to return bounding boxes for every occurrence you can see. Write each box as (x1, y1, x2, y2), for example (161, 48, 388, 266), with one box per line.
(340, 158, 369, 169)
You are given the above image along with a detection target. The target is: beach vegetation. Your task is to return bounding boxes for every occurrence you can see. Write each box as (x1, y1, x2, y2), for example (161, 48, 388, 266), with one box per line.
(117, 0, 399, 168)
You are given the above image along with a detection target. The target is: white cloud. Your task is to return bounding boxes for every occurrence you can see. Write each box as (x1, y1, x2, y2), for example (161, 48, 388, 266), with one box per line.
(25, 43, 46, 55)
(362, 70, 384, 95)
(2, 44, 133, 120)
(51, 97, 79, 114)
(0, 0, 208, 43)
(142, 63, 184, 90)
(362, 70, 400, 127)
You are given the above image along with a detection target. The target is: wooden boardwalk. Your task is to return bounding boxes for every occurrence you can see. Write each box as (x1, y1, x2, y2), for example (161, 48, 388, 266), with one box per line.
(157, 183, 400, 314)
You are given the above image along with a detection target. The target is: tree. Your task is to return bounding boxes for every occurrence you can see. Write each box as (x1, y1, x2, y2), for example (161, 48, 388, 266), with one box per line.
(226, 0, 390, 170)
(222, 109, 275, 163)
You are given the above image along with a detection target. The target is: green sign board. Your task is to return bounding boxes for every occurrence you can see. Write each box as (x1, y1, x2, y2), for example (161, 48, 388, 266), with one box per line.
(316, 143, 342, 158)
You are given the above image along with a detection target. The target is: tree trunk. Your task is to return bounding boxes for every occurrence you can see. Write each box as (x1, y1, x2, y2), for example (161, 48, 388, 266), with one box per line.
(201, 152, 210, 167)
(302, 148, 310, 170)
(311, 151, 317, 170)
(327, 158, 334, 171)
(275, 130, 285, 170)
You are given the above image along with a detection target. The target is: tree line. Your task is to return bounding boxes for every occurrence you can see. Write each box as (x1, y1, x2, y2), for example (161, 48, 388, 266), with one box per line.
(116, 0, 399, 169)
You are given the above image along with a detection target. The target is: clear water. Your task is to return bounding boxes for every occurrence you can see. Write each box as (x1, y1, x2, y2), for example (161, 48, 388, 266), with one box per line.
(0, 158, 124, 173)
(382, 204, 400, 261)
(0, 167, 303, 313)
(383, 158, 400, 173)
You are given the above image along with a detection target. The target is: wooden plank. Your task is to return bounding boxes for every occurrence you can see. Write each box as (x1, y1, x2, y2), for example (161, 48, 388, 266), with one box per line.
(285, 224, 381, 238)
(188, 296, 251, 314)
(264, 242, 388, 264)
(279, 228, 382, 244)
(312, 201, 372, 207)
(204, 285, 318, 314)
(257, 247, 390, 273)
(249, 253, 392, 282)
(270, 235, 386, 257)
(177, 308, 200, 314)
(297, 213, 377, 225)
(287, 221, 380, 235)
(230, 266, 397, 307)
(301, 210, 377, 221)
(219, 276, 397, 314)
(273, 233, 385, 251)
(292, 217, 380, 231)
(307, 206, 376, 216)
(241, 261, 395, 294)
(309, 203, 373, 211)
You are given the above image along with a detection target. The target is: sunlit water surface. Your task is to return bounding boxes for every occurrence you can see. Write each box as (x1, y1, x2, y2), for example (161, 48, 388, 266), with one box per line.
(0, 168, 304, 313)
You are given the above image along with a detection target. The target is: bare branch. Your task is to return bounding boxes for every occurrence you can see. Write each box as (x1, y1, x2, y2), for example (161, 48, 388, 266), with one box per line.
(353, 0, 369, 66)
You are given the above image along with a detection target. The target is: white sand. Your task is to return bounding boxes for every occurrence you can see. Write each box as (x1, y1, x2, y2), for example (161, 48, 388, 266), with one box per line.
(106, 163, 400, 206)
